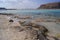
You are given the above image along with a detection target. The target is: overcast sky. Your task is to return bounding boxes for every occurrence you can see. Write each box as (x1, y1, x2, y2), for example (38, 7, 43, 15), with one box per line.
(0, 0, 60, 9)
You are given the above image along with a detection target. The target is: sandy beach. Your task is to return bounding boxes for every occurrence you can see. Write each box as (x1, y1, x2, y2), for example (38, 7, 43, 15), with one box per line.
(0, 14, 60, 40)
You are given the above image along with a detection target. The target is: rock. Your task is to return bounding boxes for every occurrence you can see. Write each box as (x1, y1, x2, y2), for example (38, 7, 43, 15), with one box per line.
(24, 16, 31, 19)
(11, 21, 21, 27)
(13, 26, 24, 32)
(13, 20, 49, 40)
(9, 19, 14, 22)
(56, 19, 60, 22)
(14, 16, 19, 18)
(17, 16, 31, 19)
(19, 21, 36, 26)
(19, 21, 48, 35)
(19, 21, 48, 32)
(47, 36, 60, 40)
(19, 20, 26, 25)
(35, 18, 45, 22)
(47, 37, 55, 40)
(21, 22, 33, 26)
(25, 29, 38, 40)
(32, 24, 49, 38)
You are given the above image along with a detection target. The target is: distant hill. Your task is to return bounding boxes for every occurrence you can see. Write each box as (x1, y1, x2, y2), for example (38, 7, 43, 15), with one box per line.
(38, 2, 60, 9)
(0, 8, 17, 10)
(0, 8, 7, 10)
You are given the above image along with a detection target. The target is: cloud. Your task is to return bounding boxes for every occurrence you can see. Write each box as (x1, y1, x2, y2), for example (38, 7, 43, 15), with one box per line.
(0, 0, 39, 9)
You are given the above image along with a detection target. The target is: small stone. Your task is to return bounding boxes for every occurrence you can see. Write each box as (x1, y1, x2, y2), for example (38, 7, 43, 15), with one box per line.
(9, 19, 14, 22)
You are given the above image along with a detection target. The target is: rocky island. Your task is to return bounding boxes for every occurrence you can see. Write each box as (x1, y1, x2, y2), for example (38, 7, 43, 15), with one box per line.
(38, 2, 60, 9)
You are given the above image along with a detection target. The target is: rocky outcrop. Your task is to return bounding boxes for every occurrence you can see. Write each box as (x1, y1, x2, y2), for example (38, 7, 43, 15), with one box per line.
(38, 2, 60, 9)
(19, 21, 49, 40)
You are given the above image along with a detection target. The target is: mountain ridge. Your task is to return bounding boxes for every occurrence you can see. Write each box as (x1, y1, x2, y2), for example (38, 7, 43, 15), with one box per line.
(38, 2, 60, 9)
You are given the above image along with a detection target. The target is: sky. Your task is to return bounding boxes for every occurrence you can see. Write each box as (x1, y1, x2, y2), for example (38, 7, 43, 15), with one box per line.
(0, 0, 60, 9)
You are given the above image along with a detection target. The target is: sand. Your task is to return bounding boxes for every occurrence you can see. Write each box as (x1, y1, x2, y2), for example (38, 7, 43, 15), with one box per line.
(0, 14, 60, 40)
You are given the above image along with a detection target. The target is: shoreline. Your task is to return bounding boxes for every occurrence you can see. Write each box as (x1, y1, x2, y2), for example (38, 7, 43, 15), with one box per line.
(0, 13, 60, 22)
(0, 13, 60, 40)
(0, 13, 14, 15)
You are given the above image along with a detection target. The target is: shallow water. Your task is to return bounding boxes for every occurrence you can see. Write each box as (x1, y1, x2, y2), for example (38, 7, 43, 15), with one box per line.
(0, 9, 60, 17)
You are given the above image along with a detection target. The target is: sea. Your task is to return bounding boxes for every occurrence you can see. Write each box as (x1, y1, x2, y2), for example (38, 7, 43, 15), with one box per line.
(0, 9, 60, 17)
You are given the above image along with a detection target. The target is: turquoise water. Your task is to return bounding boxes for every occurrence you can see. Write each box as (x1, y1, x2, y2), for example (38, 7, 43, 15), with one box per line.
(0, 9, 60, 17)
